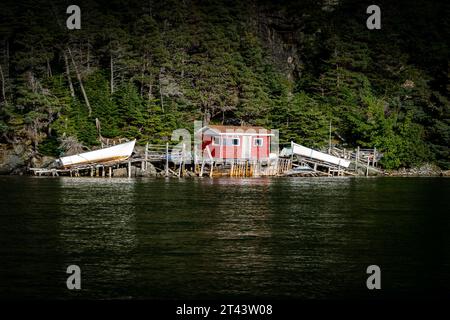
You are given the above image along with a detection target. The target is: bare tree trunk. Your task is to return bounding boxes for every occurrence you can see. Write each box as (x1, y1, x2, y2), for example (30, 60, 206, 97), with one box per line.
(146, 70, 153, 101)
(95, 117, 102, 141)
(5, 39, 9, 78)
(63, 52, 75, 98)
(110, 55, 114, 95)
(181, 58, 185, 78)
(46, 58, 52, 77)
(67, 47, 92, 116)
(140, 57, 146, 98)
(6, 40, 9, 72)
(203, 108, 210, 125)
(87, 40, 90, 72)
(159, 68, 164, 112)
(0, 64, 7, 104)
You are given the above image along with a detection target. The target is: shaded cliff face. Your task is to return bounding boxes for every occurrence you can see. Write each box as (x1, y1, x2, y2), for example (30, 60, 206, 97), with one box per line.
(254, 0, 341, 84)
(256, 6, 304, 83)
(0, 0, 449, 171)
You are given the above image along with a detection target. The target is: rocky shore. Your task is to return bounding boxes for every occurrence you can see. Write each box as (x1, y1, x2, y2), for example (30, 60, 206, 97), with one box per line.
(384, 163, 449, 177)
(2, 144, 449, 177)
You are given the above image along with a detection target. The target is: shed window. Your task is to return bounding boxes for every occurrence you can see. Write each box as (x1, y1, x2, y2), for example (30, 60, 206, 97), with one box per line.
(222, 137, 240, 146)
(231, 138, 240, 146)
(254, 138, 263, 147)
(212, 136, 221, 145)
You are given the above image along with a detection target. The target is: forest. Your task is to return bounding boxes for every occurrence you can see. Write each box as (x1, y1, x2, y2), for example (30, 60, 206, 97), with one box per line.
(0, 0, 449, 172)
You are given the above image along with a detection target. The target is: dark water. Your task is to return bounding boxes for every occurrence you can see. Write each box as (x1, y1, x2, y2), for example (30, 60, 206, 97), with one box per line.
(0, 176, 449, 299)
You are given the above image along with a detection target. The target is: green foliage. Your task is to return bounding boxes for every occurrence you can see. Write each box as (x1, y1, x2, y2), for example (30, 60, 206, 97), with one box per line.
(0, 119, 9, 135)
(271, 92, 329, 147)
(38, 136, 60, 157)
(114, 82, 146, 139)
(0, 0, 448, 169)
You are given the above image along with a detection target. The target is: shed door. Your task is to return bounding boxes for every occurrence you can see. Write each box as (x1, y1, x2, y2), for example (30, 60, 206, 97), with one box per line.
(242, 136, 252, 159)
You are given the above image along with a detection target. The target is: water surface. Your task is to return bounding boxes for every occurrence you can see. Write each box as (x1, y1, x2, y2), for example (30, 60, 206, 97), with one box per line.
(0, 176, 449, 299)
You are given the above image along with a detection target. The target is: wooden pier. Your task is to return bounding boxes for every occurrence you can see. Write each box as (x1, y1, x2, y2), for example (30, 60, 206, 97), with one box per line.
(284, 144, 382, 177)
(30, 142, 183, 178)
(30, 141, 382, 178)
(195, 158, 292, 178)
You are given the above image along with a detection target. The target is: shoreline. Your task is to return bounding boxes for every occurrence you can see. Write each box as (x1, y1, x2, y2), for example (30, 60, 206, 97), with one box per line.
(1, 171, 449, 178)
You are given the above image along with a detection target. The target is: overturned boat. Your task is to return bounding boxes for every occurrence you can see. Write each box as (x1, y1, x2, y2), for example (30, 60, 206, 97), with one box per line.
(288, 142, 351, 168)
(56, 139, 136, 168)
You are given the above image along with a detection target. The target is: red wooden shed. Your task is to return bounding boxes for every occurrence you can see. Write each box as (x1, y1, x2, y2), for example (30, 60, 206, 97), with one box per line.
(198, 125, 274, 161)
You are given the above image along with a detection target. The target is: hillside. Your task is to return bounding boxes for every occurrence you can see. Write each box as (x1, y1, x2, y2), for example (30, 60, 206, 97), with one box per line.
(0, 0, 449, 173)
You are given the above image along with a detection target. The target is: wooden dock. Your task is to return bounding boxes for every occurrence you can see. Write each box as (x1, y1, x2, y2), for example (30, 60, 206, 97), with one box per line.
(196, 158, 292, 178)
(285, 145, 382, 177)
(30, 141, 382, 178)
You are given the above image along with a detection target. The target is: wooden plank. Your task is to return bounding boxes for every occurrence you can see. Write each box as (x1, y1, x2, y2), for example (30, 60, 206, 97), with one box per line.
(144, 142, 148, 171)
(209, 161, 214, 178)
(165, 142, 169, 177)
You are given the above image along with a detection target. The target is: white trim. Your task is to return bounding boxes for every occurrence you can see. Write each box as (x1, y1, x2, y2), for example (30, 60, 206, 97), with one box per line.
(212, 136, 221, 146)
(196, 126, 275, 136)
(195, 126, 221, 135)
(219, 137, 241, 146)
(242, 136, 251, 159)
(230, 137, 240, 146)
(218, 132, 274, 136)
(253, 138, 263, 147)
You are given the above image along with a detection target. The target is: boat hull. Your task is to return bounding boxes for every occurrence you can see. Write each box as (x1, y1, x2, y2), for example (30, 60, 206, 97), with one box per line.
(58, 140, 136, 168)
(291, 142, 351, 168)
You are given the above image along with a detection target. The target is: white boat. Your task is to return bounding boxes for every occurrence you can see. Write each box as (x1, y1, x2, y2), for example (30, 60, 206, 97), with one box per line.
(291, 142, 351, 168)
(57, 139, 136, 168)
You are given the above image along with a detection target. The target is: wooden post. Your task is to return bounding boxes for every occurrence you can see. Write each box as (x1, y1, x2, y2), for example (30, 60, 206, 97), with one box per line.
(144, 142, 149, 171)
(128, 161, 132, 178)
(200, 160, 205, 177)
(290, 141, 294, 164)
(355, 146, 360, 172)
(165, 142, 169, 177)
(179, 143, 185, 177)
(230, 162, 234, 177)
(178, 157, 182, 178)
(373, 147, 377, 167)
(209, 161, 214, 178)
(109, 166, 112, 177)
(366, 155, 370, 176)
